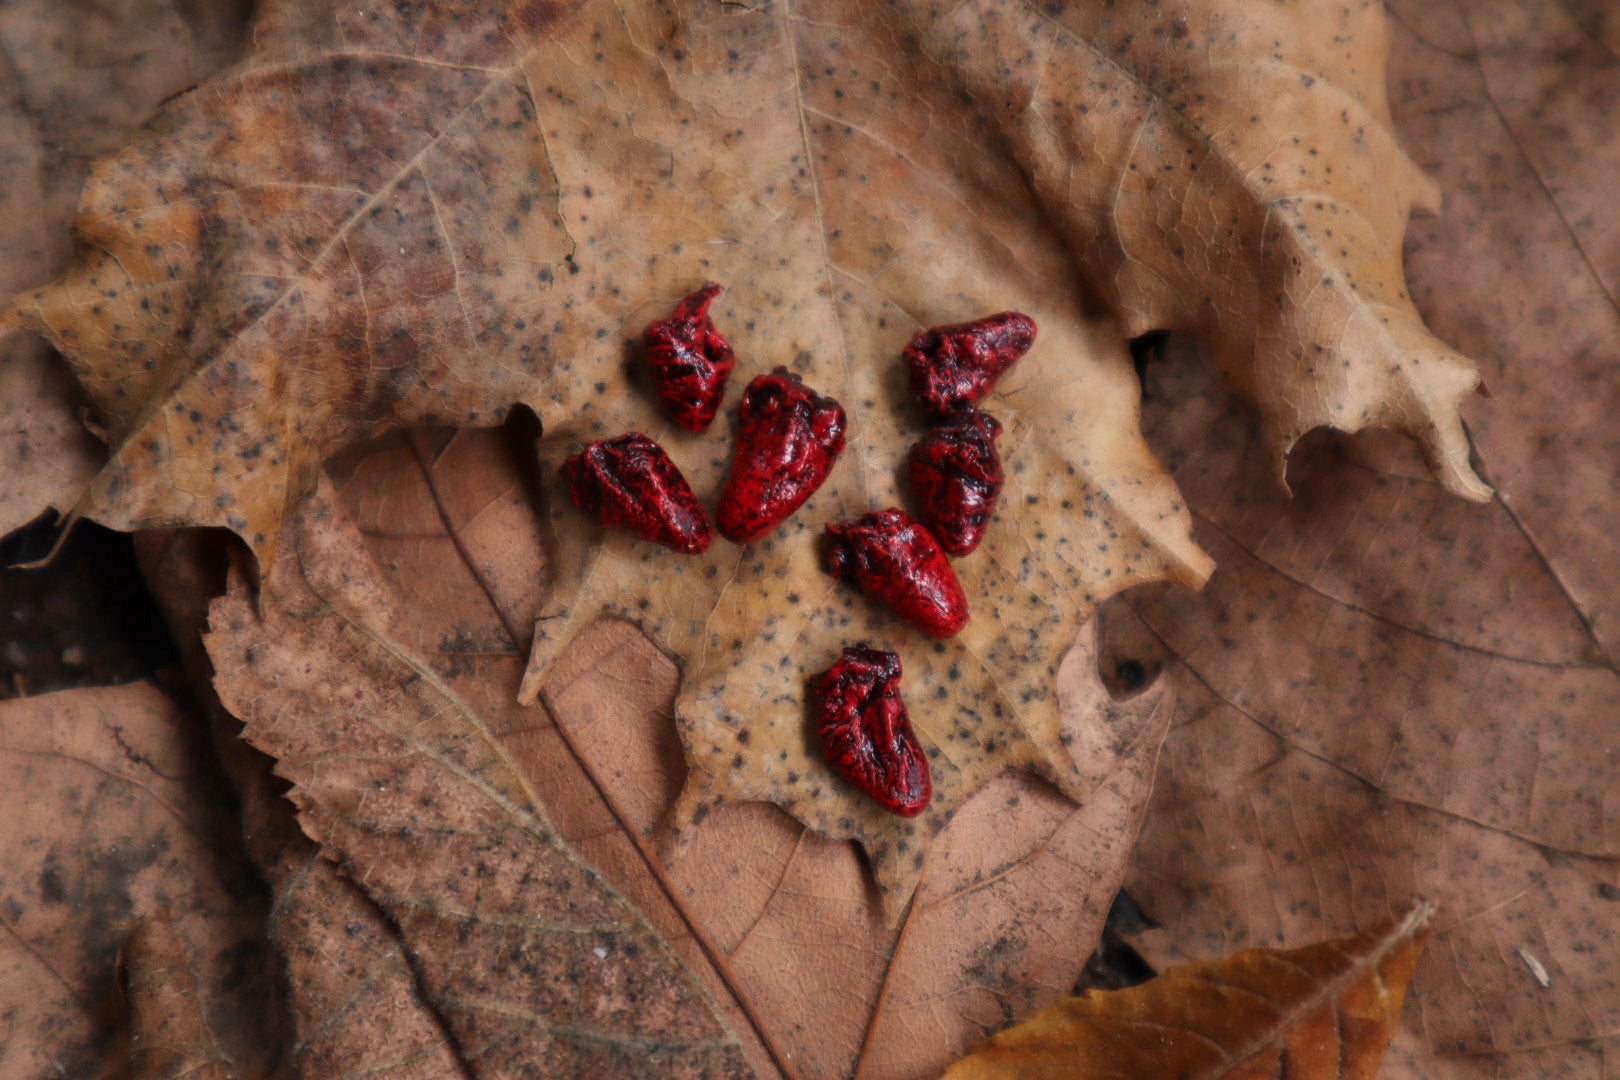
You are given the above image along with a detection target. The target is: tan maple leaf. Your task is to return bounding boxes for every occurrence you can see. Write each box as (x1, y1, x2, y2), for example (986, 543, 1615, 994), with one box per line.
(0, 0, 250, 535)
(2, 0, 1486, 899)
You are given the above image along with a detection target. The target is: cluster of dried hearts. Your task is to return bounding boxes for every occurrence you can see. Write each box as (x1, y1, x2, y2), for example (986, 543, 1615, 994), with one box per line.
(561, 284, 1035, 816)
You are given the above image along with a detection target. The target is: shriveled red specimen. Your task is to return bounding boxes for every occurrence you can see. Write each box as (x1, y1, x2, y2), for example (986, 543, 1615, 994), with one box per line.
(645, 283, 736, 431)
(905, 311, 1036, 417)
(560, 433, 711, 554)
(825, 508, 969, 638)
(909, 408, 1005, 556)
(813, 645, 931, 816)
(716, 368, 847, 543)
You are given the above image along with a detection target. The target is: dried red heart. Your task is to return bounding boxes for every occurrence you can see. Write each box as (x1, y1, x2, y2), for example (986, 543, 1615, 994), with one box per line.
(824, 508, 969, 638)
(645, 282, 736, 431)
(908, 408, 1004, 556)
(904, 310, 1036, 417)
(716, 367, 847, 543)
(560, 433, 712, 554)
(813, 645, 931, 817)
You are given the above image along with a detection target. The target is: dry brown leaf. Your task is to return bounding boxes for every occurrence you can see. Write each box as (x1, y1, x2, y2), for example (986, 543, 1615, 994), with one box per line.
(189, 423, 1179, 1077)
(0, 84, 92, 537)
(0, 336, 98, 538)
(941, 901, 1432, 1079)
(231, 735, 470, 1079)
(1, 0, 1213, 902)
(121, 910, 234, 1080)
(539, 621, 1174, 1080)
(0, 0, 1485, 559)
(0, 0, 250, 536)
(205, 475, 757, 1078)
(255, 811, 469, 1077)
(134, 525, 471, 1077)
(1391, 0, 1620, 660)
(1092, 5, 1620, 1076)
(0, 0, 1494, 897)
(1012, 1, 1490, 504)
(0, 682, 285, 1077)
(1107, 354, 1618, 1077)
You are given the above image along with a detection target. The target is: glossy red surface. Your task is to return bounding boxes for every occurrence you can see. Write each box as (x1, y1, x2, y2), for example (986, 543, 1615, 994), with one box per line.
(645, 283, 736, 431)
(716, 368, 846, 543)
(824, 508, 969, 638)
(908, 408, 1004, 556)
(813, 644, 931, 816)
(560, 432, 712, 554)
(903, 311, 1036, 417)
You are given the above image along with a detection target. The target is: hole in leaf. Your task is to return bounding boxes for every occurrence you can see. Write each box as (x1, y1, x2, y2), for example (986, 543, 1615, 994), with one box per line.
(1114, 658, 1148, 691)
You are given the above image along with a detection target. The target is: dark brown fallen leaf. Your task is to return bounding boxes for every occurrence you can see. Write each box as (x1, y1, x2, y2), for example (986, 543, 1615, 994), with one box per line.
(1100, 4, 1620, 1075)
(0, 682, 285, 1077)
(205, 474, 756, 1078)
(1391, 0, 1619, 660)
(121, 910, 234, 1080)
(1109, 350, 1617, 1076)
(136, 525, 470, 1077)
(261, 841, 470, 1078)
(940, 901, 1432, 1079)
(0, 333, 98, 539)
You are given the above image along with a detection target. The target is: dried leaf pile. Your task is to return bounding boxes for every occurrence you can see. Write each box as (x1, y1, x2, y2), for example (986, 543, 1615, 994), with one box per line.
(1, 0, 1614, 1077)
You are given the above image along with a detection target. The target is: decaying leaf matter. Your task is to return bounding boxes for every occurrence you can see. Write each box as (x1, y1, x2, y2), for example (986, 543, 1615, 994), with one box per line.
(121, 912, 235, 1080)
(317, 425, 1174, 1077)
(1102, 0, 1620, 1062)
(941, 901, 1433, 1079)
(0, 0, 252, 537)
(205, 476, 754, 1078)
(1028, 0, 1490, 501)
(3, 0, 1485, 897)
(0, 683, 285, 1076)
